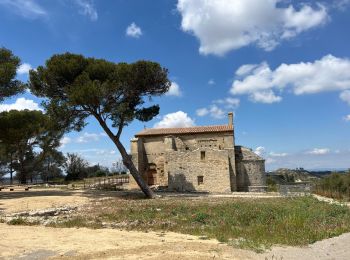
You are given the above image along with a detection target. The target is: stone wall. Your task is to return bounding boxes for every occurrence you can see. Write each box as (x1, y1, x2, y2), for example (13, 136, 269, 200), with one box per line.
(166, 148, 232, 193)
(235, 146, 266, 191)
(131, 129, 267, 193)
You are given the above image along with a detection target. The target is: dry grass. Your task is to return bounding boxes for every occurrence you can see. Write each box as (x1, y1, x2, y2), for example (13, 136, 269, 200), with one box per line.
(50, 195, 350, 252)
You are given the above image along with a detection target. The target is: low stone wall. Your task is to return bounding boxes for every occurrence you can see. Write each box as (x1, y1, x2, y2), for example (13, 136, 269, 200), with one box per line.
(248, 186, 267, 192)
(278, 183, 312, 196)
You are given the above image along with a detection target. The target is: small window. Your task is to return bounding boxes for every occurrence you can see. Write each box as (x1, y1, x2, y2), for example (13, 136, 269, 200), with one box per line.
(198, 176, 204, 185)
(201, 151, 206, 160)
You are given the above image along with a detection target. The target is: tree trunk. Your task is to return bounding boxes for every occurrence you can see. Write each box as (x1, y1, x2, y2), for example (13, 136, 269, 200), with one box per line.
(114, 137, 155, 199)
(9, 158, 13, 185)
(94, 116, 155, 198)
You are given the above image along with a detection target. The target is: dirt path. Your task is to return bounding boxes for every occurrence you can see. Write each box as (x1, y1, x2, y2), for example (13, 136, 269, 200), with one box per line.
(0, 188, 91, 214)
(0, 223, 255, 260)
(1, 224, 350, 260)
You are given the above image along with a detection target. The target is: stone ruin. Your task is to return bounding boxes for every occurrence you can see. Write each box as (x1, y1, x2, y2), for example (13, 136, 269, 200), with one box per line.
(131, 113, 266, 193)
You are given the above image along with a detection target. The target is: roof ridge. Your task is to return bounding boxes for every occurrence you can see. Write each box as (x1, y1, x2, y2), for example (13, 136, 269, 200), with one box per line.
(146, 124, 230, 130)
(135, 124, 233, 137)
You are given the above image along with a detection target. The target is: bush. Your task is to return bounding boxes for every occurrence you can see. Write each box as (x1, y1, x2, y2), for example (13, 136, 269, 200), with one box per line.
(314, 172, 350, 200)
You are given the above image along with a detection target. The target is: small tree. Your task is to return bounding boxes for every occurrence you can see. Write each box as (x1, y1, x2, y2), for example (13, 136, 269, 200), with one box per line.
(0, 110, 63, 184)
(64, 153, 89, 181)
(39, 149, 65, 182)
(30, 53, 170, 198)
(0, 47, 24, 102)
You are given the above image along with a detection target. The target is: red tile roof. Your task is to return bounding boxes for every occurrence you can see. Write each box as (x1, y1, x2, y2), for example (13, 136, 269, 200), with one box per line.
(135, 125, 233, 137)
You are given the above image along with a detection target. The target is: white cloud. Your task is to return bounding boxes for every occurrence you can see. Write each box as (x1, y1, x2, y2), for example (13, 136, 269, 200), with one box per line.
(126, 22, 143, 38)
(74, 0, 98, 21)
(16, 63, 32, 75)
(214, 97, 240, 109)
(154, 111, 195, 128)
(254, 146, 266, 157)
(207, 105, 225, 119)
(340, 90, 350, 105)
(177, 0, 328, 56)
(196, 105, 225, 119)
(306, 148, 330, 155)
(0, 98, 42, 112)
(60, 136, 72, 148)
(269, 152, 288, 157)
(236, 64, 259, 77)
(165, 82, 182, 97)
(266, 157, 277, 164)
(232, 55, 350, 103)
(76, 132, 105, 143)
(249, 90, 282, 104)
(196, 108, 209, 117)
(197, 97, 239, 119)
(344, 115, 350, 121)
(332, 0, 350, 10)
(208, 79, 215, 85)
(0, 0, 47, 18)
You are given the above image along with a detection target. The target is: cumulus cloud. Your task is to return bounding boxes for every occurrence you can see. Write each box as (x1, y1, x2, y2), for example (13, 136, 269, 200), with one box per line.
(196, 105, 225, 119)
(213, 97, 240, 109)
(16, 63, 32, 75)
(254, 146, 266, 157)
(236, 64, 259, 77)
(196, 108, 209, 117)
(306, 148, 330, 155)
(74, 0, 98, 21)
(249, 90, 282, 104)
(177, 0, 328, 55)
(154, 111, 195, 128)
(165, 82, 182, 97)
(0, 0, 47, 18)
(0, 98, 42, 112)
(126, 22, 143, 38)
(76, 132, 106, 143)
(340, 90, 350, 105)
(344, 115, 350, 121)
(197, 98, 239, 119)
(231, 55, 350, 104)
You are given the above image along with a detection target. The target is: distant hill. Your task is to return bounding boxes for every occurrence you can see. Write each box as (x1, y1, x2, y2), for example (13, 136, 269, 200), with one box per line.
(266, 168, 346, 184)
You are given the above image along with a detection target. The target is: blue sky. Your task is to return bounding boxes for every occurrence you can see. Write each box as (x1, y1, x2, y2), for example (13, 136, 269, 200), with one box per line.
(1, 0, 350, 170)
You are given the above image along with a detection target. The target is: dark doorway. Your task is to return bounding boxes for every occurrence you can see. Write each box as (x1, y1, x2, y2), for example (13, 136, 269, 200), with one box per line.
(147, 169, 157, 185)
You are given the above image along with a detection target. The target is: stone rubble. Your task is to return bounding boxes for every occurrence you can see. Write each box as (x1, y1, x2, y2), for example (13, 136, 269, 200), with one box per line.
(1, 206, 79, 226)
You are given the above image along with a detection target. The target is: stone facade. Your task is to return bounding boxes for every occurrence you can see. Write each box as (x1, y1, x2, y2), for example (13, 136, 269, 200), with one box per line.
(131, 113, 266, 193)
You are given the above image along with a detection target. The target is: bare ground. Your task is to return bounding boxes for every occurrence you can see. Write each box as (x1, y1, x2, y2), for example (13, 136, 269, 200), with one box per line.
(1, 188, 350, 260)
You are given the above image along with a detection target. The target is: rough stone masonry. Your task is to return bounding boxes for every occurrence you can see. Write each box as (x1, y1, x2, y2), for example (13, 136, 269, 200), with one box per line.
(131, 113, 266, 193)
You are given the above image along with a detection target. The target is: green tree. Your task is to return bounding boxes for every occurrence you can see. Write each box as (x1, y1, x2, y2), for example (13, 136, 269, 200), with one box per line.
(0, 110, 63, 184)
(64, 153, 89, 181)
(0, 47, 24, 102)
(30, 53, 170, 198)
(39, 149, 65, 182)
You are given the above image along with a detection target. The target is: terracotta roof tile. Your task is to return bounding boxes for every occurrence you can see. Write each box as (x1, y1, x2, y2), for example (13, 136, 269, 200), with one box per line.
(135, 125, 233, 137)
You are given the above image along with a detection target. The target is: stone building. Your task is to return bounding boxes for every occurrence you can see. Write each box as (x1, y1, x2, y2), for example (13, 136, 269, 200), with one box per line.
(131, 113, 266, 193)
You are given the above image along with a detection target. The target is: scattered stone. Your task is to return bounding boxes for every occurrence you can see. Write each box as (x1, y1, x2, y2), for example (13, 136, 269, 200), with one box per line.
(3, 206, 79, 225)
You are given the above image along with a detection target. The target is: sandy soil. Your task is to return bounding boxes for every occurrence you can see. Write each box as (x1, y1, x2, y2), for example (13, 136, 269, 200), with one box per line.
(1, 224, 350, 260)
(1, 188, 350, 259)
(0, 224, 256, 260)
(0, 188, 91, 214)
